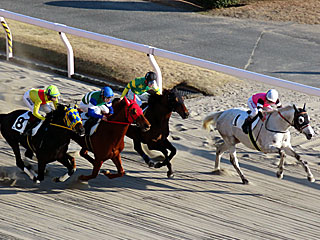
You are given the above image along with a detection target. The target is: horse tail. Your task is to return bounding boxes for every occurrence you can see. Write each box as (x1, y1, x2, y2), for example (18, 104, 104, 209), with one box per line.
(0, 114, 6, 126)
(203, 111, 224, 130)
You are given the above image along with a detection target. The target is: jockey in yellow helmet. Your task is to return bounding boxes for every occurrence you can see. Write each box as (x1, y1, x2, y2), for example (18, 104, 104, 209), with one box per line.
(22, 85, 60, 135)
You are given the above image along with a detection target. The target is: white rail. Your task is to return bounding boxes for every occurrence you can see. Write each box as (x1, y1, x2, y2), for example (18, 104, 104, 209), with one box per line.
(1, 9, 320, 97)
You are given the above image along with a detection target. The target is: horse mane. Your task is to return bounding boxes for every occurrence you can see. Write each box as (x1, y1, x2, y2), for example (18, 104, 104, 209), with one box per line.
(147, 89, 168, 107)
(280, 104, 294, 111)
(264, 104, 294, 115)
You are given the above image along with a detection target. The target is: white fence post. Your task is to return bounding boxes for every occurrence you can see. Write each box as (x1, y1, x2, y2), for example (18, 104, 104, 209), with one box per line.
(0, 17, 13, 60)
(148, 52, 162, 94)
(59, 32, 74, 78)
(1, 9, 320, 97)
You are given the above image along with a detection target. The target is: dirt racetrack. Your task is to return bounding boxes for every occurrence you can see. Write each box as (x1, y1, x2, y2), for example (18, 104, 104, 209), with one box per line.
(1, 60, 320, 239)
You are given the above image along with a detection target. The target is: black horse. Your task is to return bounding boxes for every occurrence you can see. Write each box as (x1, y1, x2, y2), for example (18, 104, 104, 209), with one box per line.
(0, 104, 84, 183)
(126, 88, 189, 178)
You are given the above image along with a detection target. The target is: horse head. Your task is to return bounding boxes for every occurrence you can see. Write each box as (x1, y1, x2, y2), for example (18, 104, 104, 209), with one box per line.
(166, 88, 189, 119)
(124, 97, 150, 132)
(293, 104, 314, 140)
(49, 103, 85, 136)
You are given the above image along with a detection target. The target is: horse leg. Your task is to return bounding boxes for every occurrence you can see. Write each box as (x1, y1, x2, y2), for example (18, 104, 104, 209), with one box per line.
(53, 153, 76, 183)
(214, 141, 229, 173)
(79, 148, 95, 166)
(79, 160, 103, 181)
(133, 139, 153, 167)
(36, 158, 46, 182)
(153, 139, 176, 178)
(8, 140, 38, 182)
(229, 145, 248, 184)
(276, 150, 286, 179)
(25, 148, 35, 160)
(284, 146, 315, 182)
(102, 154, 125, 179)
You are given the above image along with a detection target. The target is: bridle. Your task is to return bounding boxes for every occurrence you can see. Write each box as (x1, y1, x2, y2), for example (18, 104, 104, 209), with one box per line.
(105, 101, 141, 125)
(265, 109, 310, 133)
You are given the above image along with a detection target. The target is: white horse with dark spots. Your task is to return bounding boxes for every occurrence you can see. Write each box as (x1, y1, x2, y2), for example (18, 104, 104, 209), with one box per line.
(203, 104, 315, 184)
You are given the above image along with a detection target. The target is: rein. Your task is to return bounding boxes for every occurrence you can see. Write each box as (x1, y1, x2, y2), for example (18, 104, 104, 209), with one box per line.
(278, 111, 293, 126)
(105, 120, 130, 125)
(264, 113, 289, 134)
(50, 122, 73, 131)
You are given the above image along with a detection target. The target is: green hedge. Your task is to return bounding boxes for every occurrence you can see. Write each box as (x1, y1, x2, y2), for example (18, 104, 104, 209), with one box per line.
(201, 0, 240, 8)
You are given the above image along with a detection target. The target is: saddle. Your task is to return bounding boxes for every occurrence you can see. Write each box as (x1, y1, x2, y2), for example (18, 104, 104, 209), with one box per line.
(12, 111, 43, 136)
(233, 110, 260, 133)
(80, 112, 100, 136)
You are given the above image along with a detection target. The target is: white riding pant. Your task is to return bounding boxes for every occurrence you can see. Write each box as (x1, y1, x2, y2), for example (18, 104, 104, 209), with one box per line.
(23, 90, 53, 114)
(126, 89, 149, 106)
(79, 101, 109, 116)
(247, 96, 274, 118)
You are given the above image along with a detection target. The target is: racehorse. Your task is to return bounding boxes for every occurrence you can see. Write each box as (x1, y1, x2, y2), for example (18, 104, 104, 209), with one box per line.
(0, 104, 84, 183)
(203, 104, 315, 184)
(71, 96, 151, 181)
(126, 88, 189, 178)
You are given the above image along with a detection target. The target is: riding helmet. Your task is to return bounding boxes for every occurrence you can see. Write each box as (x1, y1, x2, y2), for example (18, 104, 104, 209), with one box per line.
(266, 89, 278, 103)
(101, 86, 114, 98)
(145, 71, 157, 83)
(45, 85, 60, 97)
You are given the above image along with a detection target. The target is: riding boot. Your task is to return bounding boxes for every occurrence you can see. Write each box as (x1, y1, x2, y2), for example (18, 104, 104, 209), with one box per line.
(242, 116, 253, 134)
(23, 117, 40, 136)
(84, 117, 98, 135)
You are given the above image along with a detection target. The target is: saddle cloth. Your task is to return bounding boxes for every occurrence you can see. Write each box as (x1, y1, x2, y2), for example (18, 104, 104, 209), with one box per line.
(12, 111, 43, 136)
(80, 112, 100, 136)
(233, 111, 259, 131)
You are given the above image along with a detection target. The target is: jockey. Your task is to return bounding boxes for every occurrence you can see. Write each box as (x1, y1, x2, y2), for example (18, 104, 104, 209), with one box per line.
(79, 86, 114, 134)
(120, 71, 161, 106)
(242, 89, 282, 134)
(22, 85, 60, 136)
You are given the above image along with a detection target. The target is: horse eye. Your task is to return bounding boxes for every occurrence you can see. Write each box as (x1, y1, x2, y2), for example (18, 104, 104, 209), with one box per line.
(298, 116, 305, 124)
(131, 109, 137, 115)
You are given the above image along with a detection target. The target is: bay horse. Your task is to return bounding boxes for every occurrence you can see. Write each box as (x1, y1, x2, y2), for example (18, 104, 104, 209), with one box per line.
(71, 96, 151, 181)
(0, 104, 84, 183)
(126, 88, 189, 178)
(203, 104, 315, 184)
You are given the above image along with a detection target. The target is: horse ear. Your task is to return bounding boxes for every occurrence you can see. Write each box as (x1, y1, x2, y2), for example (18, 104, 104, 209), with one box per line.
(303, 103, 306, 111)
(293, 104, 298, 112)
(124, 96, 130, 106)
(133, 94, 136, 102)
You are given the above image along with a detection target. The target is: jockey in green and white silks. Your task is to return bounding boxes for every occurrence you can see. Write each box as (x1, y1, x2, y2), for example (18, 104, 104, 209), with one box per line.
(120, 71, 161, 106)
(79, 86, 114, 134)
(79, 86, 114, 121)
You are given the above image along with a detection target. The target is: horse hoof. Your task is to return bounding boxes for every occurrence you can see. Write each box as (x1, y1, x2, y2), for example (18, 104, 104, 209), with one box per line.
(52, 177, 60, 183)
(154, 162, 162, 168)
(101, 170, 110, 175)
(242, 179, 249, 185)
(148, 161, 154, 168)
(276, 171, 284, 179)
(308, 176, 315, 182)
(33, 178, 40, 184)
(78, 175, 88, 181)
(167, 172, 174, 179)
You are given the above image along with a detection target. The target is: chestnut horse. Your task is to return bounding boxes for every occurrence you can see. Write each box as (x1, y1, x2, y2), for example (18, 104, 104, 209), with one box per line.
(126, 88, 189, 178)
(71, 96, 150, 181)
(0, 104, 84, 183)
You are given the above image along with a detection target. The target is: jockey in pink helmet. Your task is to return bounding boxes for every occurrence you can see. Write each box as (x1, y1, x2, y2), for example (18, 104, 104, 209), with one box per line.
(242, 89, 282, 134)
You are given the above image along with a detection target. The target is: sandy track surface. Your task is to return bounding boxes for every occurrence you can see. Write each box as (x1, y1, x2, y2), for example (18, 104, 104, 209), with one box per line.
(1, 60, 320, 239)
